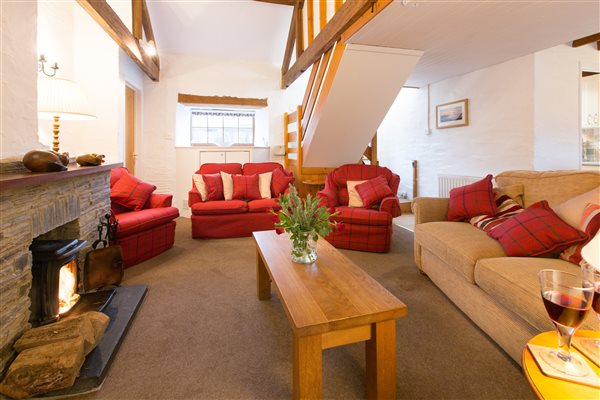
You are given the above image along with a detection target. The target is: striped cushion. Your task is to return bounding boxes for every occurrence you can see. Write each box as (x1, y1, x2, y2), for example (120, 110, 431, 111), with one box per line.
(356, 176, 394, 208)
(560, 203, 600, 265)
(448, 174, 497, 222)
(110, 172, 156, 211)
(232, 174, 261, 201)
(488, 200, 587, 257)
(470, 192, 523, 233)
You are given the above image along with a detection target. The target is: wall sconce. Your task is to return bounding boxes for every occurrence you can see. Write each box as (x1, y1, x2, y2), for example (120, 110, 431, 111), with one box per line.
(38, 55, 59, 77)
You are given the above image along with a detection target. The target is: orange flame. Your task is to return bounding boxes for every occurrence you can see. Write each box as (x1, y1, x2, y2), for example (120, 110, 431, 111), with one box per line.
(58, 260, 80, 314)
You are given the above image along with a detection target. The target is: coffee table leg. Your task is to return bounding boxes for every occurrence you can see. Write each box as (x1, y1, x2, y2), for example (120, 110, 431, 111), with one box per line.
(365, 320, 396, 400)
(256, 250, 271, 300)
(293, 334, 322, 400)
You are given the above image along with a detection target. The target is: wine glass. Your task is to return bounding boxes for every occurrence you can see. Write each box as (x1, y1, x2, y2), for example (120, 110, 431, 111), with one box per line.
(581, 261, 600, 349)
(537, 269, 594, 376)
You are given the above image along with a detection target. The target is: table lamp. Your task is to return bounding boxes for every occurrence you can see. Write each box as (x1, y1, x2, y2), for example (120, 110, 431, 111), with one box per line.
(37, 77, 96, 153)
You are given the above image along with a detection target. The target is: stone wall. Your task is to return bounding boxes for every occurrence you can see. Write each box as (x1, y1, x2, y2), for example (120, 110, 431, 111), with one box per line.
(0, 170, 110, 375)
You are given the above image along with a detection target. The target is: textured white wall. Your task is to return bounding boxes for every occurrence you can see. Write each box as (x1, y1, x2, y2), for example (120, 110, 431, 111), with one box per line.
(1, 1, 42, 159)
(139, 53, 307, 209)
(379, 54, 535, 198)
(533, 44, 600, 170)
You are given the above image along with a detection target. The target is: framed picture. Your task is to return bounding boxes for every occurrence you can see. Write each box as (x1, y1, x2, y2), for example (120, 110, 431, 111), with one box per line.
(436, 99, 469, 129)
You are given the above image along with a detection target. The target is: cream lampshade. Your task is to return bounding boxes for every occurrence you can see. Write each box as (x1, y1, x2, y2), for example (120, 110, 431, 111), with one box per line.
(37, 77, 96, 153)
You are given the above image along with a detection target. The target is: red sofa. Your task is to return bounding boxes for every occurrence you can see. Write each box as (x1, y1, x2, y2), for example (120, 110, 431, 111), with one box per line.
(189, 162, 294, 238)
(317, 164, 401, 253)
(110, 167, 179, 268)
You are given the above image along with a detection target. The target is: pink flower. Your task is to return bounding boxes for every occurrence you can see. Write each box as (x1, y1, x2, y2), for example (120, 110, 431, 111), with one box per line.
(337, 222, 345, 232)
(272, 214, 280, 223)
(327, 207, 336, 214)
(275, 227, 284, 235)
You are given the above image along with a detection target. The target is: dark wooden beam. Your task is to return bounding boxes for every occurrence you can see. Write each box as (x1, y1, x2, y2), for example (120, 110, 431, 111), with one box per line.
(282, 0, 373, 88)
(77, 0, 159, 81)
(178, 93, 268, 108)
(254, 0, 295, 5)
(141, 0, 160, 68)
(295, 0, 305, 59)
(572, 32, 600, 47)
(281, 7, 297, 75)
(132, 0, 142, 39)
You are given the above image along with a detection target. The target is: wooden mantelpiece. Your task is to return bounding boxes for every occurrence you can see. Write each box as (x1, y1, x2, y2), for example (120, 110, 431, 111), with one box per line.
(0, 163, 122, 191)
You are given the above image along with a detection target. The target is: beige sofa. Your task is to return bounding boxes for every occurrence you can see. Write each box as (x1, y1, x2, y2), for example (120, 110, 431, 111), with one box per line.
(413, 170, 600, 364)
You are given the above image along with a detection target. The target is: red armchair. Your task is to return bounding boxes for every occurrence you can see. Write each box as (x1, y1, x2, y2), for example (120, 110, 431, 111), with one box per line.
(317, 164, 401, 253)
(110, 167, 179, 268)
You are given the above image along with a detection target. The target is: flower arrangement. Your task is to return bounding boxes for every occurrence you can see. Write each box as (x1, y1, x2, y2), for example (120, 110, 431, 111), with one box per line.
(272, 185, 344, 263)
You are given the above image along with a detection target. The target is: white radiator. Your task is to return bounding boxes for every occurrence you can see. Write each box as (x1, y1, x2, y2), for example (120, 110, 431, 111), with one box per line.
(438, 174, 483, 197)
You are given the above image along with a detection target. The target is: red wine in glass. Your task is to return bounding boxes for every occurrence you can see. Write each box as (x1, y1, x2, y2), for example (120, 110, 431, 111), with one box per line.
(542, 291, 590, 328)
(592, 284, 600, 315)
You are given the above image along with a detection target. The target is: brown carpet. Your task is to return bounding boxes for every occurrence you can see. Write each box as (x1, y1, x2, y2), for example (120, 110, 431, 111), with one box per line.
(79, 218, 533, 400)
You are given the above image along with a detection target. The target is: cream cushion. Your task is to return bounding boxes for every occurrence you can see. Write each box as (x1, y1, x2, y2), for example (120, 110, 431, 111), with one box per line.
(220, 171, 234, 201)
(474, 257, 598, 332)
(414, 221, 506, 283)
(347, 180, 367, 208)
(192, 174, 208, 202)
(553, 187, 600, 228)
(258, 172, 272, 199)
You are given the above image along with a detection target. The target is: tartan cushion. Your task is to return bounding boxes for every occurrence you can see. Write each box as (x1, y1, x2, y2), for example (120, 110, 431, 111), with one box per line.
(560, 203, 600, 265)
(470, 191, 524, 233)
(111, 172, 156, 211)
(448, 174, 496, 221)
(203, 173, 224, 201)
(232, 174, 261, 201)
(356, 176, 394, 208)
(488, 200, 588, 257)
(271, 168, 294, 197)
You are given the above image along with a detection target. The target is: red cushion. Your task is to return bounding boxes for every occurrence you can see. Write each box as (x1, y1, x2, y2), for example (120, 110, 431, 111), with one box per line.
(233, 174, 261, 200)
(191, 200, 248, 215)
(110, 167, 128, 187)
(116, 207, 180, 237)
(560, 203, 600, 265)
(111, 202, 131, 214)
(331, 206, 391, 226)
(248, 198, 282, 213)
(242, 162, 283, 176)
(488, 200, 588, 257)
(203, 173, 224, 201)
(111, 172, 156, 211)
(197, 163, 242, 175)
(271, 168, 294, 197)
(447, 174, 496, 221)
(355, 176, 394, 208)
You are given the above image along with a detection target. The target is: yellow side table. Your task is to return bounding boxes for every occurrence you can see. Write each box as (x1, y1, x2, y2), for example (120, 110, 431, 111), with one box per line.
(522, 331, 600, 399)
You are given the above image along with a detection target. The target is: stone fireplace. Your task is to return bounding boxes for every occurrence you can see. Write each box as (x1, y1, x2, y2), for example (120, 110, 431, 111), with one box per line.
(0, 163, 119, 375)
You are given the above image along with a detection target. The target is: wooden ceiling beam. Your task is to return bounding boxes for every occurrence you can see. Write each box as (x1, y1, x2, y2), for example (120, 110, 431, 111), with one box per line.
(295, 0, 305, 59)
(141, 0, 160, 68)
(178, 94, 268, 108)
(254, 0, 295, 5)
(281, 7, 297, 75)
(132, 0, 142, 39)
(77, 0, 159, 81)
(572, 32, 600, 47)
(282, 0, 374, 88)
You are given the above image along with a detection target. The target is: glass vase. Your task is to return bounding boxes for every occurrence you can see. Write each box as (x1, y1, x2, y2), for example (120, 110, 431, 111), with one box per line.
(291, 231, 317, 264)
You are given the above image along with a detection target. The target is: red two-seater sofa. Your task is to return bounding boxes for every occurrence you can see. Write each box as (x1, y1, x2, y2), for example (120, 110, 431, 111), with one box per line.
(110, 167, 180, 268)
(189, 162, 294, 238)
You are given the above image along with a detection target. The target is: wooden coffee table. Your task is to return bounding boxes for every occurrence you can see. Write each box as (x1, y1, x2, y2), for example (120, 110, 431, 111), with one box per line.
(522, 330, 600, 399)
(253, 230, 408, 399)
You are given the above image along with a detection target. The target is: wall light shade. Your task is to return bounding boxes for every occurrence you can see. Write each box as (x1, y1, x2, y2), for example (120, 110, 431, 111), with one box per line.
(38, 77, 96, 152)
(38, 77, 96, 120)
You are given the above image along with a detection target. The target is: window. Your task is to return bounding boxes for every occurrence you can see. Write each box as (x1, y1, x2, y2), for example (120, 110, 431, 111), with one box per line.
(190, 109, 255, 146)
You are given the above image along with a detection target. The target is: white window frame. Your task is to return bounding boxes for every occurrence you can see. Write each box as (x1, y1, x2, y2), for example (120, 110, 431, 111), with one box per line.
(190, 108, 255, 146)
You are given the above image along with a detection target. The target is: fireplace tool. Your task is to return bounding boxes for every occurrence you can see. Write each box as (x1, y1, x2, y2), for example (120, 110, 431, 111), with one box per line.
(83, 211, 124, 292)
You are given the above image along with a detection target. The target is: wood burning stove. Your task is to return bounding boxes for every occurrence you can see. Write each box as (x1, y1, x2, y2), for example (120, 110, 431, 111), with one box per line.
(29, 239, 87, 326)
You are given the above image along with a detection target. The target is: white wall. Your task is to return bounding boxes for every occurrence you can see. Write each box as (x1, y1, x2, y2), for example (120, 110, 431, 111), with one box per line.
(379, 54, 535, 198)
(140, 53, 307, 213)
(534, 44, 600, 170)
(1, 1, 41, 159)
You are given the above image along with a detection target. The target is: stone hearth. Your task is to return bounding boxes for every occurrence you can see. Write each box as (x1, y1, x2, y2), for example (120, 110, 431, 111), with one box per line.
(0, 163, 120, 375)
